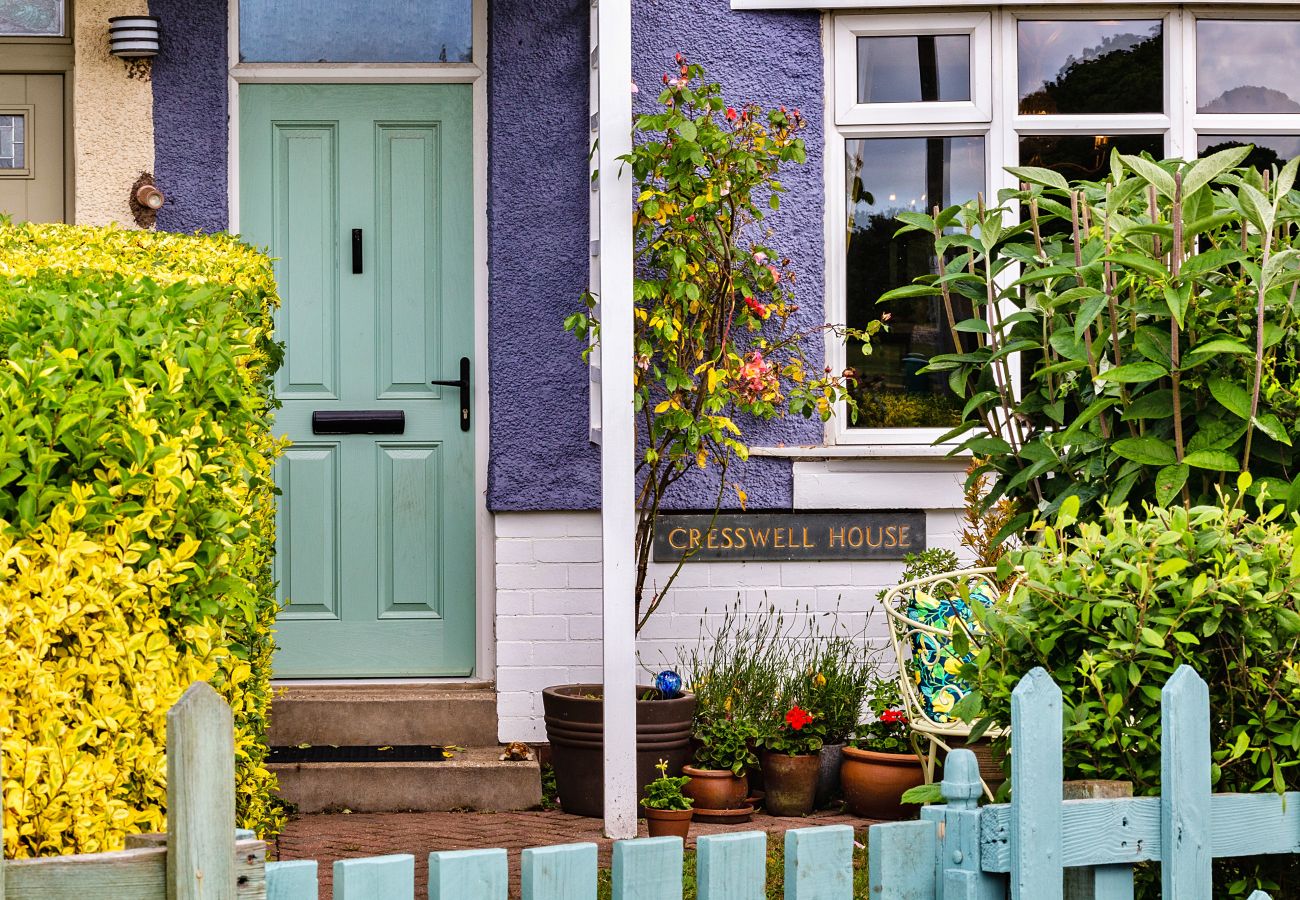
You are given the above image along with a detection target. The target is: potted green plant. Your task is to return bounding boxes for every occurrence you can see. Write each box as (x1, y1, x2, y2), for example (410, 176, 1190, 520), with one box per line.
(841, 678, 924, 820)
(684, 716, 758, 812)
(642, 758, 694, 839)
(802, 637, 876, 808)
(759, 705, 824, 816)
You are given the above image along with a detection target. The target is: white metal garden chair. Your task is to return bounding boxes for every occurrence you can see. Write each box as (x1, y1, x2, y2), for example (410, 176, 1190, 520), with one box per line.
(881, 566, 1021, 801)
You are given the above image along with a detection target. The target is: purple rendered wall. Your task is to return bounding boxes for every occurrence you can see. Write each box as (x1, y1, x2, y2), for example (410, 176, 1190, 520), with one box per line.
(149, 0, 229, 233)
(486, 0, 824, 511)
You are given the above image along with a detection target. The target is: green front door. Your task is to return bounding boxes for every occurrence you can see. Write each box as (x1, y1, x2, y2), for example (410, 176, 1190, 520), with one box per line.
(240, 84, 476, 677)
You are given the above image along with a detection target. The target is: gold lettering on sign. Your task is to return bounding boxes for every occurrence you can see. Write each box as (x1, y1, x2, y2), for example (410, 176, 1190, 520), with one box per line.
(848, 527, 863, 548)
(802, 526, 813, 548)
(707, 529, 719, 550)
(866, 526, 883, 549)
(750, 528, 769, 548)
(689, 528, 701, 549)
(899, 525, 912, 548)
(773, 529, 786, 549)
(829, 526, 845, 548)
(669, 528, 688, 550)
(884, 525, 898, 548)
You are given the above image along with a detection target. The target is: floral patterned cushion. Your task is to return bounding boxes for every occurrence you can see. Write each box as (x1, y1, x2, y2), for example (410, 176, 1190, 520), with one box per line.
(905, 581, 997, 723)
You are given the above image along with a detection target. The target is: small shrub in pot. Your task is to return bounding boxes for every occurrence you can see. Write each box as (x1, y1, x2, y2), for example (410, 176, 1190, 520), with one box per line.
(642, 759, 694, 839)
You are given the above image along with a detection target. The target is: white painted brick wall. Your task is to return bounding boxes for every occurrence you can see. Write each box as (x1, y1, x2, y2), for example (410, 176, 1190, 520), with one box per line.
(493, 464, 968, 741)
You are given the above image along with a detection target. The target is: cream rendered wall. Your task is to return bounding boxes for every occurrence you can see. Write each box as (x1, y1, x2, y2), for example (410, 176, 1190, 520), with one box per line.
(73, 0, 155, 225)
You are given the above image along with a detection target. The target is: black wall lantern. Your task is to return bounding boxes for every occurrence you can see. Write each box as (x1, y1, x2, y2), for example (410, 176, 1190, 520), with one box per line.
(108, 16, 160, 59)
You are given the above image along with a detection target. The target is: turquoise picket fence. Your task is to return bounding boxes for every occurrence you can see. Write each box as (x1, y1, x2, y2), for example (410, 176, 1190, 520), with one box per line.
(266, 826, 854, 899)
(4, 666, 1297, 898)
(869, 664, 1285, 900)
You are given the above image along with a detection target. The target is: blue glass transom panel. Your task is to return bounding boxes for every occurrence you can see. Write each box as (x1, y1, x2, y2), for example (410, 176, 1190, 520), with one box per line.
(0, 0, 64, 36)
(239, 0, 472, 63)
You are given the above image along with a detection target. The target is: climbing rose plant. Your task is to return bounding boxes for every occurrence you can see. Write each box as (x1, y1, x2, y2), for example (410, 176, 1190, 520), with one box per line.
(566, 57, 875, 631)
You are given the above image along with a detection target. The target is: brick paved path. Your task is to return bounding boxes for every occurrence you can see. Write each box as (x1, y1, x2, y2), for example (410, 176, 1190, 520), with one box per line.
(276, 807, 871, 897)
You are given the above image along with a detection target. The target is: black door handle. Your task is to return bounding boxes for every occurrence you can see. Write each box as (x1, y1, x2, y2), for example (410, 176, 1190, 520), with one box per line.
(431, 357, 471, 432)
(352, 229, 363, 274)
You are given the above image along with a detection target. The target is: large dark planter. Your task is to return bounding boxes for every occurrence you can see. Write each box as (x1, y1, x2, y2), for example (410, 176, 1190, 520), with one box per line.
(815, 742, 845, 808)
(542, 684, 696, 818)
(761, 752, 820, 817)
(841, 746, 925, 820)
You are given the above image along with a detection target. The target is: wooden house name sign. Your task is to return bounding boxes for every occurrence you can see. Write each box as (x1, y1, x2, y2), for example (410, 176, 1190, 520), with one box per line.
(652, 511, 926, 562)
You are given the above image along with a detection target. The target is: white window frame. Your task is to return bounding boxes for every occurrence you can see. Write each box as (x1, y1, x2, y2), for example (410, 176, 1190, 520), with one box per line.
(826, 5, 1300, 448)
(833, 13, 993, 125)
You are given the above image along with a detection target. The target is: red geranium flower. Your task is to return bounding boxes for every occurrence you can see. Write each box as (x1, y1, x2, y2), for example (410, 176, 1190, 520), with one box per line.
(785, 706, 813, 731)
(880, 709, 908, 724)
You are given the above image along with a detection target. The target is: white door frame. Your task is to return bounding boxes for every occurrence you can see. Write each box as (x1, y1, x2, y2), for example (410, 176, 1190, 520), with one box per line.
(225, 0, 495, 683)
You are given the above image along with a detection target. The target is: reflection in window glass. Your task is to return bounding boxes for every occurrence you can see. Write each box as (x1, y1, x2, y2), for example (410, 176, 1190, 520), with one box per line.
(0, 0, 62, 35)
(0, 115, 25, 170)
(1020, 134, 1164, 182)
(239, 0, 472, 63)
(1197, 21, 1300, 113)
(1018, 20, 1163, 115)
(857, 35, 971, 104)
(1198, 134, 1300, 171)
(845, 137, 984, 429)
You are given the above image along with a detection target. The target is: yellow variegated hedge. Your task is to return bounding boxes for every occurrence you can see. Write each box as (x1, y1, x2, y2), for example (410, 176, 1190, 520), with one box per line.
(0, 223, 285, 856)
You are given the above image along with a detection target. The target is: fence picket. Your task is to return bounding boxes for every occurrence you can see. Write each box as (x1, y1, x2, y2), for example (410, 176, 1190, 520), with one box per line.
(521, 842, 596, 900)
(167, 682, 236, 900)
(610, 836, 683, 900)
(867, 821, 935, 900)
(430, 848, 507, 900)
(1087, 865, 1134, 900)
(783, 826, 852, 900)
(1161, 666, 1212, 900)
(696, 831, 766, 900)
(333, 854, 414, 900)
(266, 860, 317, 900)
(1010, 667, 1063, 900)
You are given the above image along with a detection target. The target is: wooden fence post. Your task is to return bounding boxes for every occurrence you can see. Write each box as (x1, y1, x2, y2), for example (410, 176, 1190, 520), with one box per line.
(1162, 666, 1211, 900)
(932, 749, 1003, 900)
(611, 837, 683, 900)
(167, 682, 236, 900)
(784, 825, 853, 900)
(1011, 667, 1063, 900)
(868, 821, 936, 900)
(430, 848, 508, 900)
(521, 842, 597, 900)
(1062, 782, 1134, 900)
(696, 831, 766, 900)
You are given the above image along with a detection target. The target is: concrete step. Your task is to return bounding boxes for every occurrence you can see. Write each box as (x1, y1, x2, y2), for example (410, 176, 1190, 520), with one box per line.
(270, 747, 542, 813)
(269, 682, 497, 748)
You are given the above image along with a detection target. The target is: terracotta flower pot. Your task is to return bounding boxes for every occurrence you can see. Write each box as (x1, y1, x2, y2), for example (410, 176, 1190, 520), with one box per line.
(683, 766, 749, 810)
(644, 806, 693, 839)
(760, 752, 820, 817)
(840, 746, 925, 820)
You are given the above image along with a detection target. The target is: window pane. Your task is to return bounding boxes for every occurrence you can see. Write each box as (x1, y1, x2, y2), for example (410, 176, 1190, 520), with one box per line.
(857, 35, 970, 104)
(1019, 134, 1164, 182)
(1198, 134, 1300, 171)
(0, 0, 63, 36)
(1197, 21, 1300, 113)
(1018, 20, 1163, 115)
(0, 115, 25, 169)
(239, 0, 472, 63)
(845, 137, 984, 429)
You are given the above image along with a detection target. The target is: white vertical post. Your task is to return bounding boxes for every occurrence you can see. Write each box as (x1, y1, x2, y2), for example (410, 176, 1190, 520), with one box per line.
(595, 0, 639, 841)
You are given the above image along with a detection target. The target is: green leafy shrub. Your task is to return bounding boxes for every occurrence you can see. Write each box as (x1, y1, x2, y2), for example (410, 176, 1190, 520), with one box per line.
(692, 717, 758, 776)
(0, 223, 284, 854)
(965, 490, 1300, 894)
(884, 149, 1300, 526)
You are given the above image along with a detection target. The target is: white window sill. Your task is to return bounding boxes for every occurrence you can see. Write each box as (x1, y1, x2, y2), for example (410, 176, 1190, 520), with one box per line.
(750, 443, 970, 460)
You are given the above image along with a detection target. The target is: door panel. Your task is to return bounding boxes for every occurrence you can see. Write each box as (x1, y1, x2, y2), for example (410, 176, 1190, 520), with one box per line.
(241, 84, 475, 677)
(0, 73, 63, 223)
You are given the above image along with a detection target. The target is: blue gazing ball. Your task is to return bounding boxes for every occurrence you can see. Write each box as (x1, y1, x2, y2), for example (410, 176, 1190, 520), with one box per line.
(655, 670, 683, 698)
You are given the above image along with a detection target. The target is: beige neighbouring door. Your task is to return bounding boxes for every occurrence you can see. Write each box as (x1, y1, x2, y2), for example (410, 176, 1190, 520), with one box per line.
(0, 73, 63, 223)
